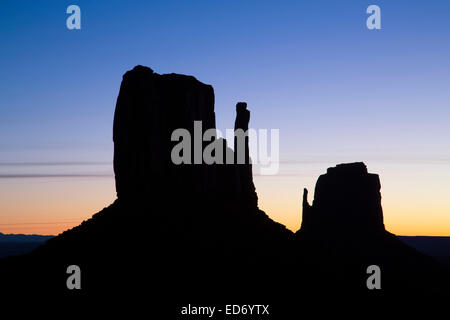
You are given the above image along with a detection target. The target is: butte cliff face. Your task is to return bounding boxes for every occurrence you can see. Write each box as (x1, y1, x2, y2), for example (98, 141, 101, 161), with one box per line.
(113, 66, 259, 208)
(113, 65, 216, 198)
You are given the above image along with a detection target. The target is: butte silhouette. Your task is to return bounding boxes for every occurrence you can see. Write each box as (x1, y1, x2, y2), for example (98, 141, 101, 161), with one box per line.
(0, 66, 448, 311)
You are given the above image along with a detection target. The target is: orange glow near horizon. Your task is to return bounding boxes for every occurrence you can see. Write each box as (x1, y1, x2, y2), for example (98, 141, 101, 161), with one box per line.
(0, 177, 116, 236)
(0, 162, 449, 236)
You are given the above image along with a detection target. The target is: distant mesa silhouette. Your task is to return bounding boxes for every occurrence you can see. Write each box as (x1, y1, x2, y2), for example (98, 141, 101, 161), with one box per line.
(0, 65, 448, 309)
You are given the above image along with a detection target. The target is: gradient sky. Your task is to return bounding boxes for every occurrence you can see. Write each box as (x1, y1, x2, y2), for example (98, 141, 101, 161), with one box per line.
(1, 0, 449, 235)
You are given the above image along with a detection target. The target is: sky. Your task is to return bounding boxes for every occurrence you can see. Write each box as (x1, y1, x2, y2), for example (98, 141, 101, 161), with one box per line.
(0, 0, 449, 235)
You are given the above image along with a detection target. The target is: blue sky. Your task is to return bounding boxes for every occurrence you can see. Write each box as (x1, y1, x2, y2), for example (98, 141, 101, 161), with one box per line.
(1, 0, 450, 160)
(1, 0, 450, 235)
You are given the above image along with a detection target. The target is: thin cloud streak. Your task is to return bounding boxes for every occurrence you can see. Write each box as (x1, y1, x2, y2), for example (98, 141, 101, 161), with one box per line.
(0, 173, 113, 179)
(0, 161, 111, 167)
(276, 158, 450, 165)
(0, 221, 80, 225)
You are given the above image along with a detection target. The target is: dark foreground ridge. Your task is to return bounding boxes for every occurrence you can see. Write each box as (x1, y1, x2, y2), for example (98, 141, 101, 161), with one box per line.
(1, 66, 448, 311)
